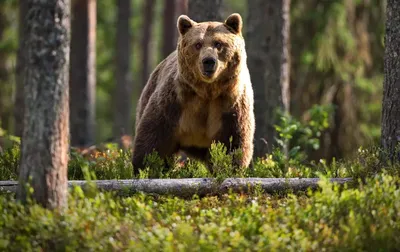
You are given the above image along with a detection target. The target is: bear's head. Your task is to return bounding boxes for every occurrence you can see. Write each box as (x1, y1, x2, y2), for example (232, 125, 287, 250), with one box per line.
(176, 13, 246, 86)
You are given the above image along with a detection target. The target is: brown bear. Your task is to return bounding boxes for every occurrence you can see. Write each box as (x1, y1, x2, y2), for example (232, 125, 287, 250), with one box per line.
(132, 13, 255, 176)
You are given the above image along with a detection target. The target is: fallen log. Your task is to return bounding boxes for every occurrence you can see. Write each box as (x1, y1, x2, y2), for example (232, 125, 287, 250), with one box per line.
(219, 178, 354, 194)
(0, 177, 353, 198)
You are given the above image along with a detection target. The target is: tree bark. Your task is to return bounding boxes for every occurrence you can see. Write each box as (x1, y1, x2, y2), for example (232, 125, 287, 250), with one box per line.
(246, 0, 291, 158)
(0, 2, 10, 131)
(141, 0, 156, 88)
(14, 0, 28, 137)
(281, 1, 291, 113)
(381, 0, 400, 163)
(5, 178, 353, 198)
(113, 0, 133, 142)
(162, 0, 177, 59)
(188, 0, 222, 22)
(16, 0, 71, 210)
(69, 0, 96, 147)
(176, 0, 188, 16)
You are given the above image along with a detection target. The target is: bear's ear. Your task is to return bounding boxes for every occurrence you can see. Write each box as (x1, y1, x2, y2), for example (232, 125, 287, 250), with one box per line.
(177, 15, 195, 36)
(224, 13, 243, 35)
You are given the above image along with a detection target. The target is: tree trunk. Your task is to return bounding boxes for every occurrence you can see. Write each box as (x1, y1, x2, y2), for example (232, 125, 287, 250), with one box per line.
(381, 0, 400, 163)
(113, 0, 133, 143)
(141, 0, 155, 88)
(14, 0, 28, 137)
(162, 0, 177, 59)
(0, 3, 9, 131)
(246, 0, 291, 158)
(69, 0, 96, 147)
(280, 1, 291, 113)
(188, 0, 222, 22)
(174, 0, 188, 46)
(16, 0, 71, 210)
(176, 0, 188, 16)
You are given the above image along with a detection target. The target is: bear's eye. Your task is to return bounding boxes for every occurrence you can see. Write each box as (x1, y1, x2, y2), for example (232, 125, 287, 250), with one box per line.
(195, 42, 202, 50)
(214, 42, 222, 50)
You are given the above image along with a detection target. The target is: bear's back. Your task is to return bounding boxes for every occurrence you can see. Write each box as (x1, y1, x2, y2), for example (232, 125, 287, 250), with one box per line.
(135, 51, 179, 128)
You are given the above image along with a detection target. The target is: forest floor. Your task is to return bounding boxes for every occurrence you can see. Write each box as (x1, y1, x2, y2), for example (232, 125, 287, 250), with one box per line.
(0, 140, 399, 251)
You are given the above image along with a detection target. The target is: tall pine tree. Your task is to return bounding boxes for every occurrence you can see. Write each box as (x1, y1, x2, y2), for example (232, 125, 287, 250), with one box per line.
(381, 0, 400, 163)
(17, 0, 71, 210)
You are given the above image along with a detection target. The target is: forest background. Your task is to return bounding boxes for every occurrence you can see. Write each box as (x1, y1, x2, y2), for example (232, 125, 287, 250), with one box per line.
(0, 0, 386, 164)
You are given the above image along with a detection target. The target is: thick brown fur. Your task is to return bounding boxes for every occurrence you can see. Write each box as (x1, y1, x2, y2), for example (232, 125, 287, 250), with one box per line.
(132, 13, 255, 176)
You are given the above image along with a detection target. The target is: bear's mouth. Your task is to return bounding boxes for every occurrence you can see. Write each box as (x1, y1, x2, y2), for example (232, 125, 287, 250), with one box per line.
(202, 70, 215, 78)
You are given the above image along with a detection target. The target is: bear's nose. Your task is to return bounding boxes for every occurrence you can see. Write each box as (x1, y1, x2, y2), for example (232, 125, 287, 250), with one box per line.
(202, 57, 216, 73)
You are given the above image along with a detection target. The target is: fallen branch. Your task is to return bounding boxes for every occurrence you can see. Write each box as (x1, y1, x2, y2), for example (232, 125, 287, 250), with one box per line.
(0, 177, 353, 198)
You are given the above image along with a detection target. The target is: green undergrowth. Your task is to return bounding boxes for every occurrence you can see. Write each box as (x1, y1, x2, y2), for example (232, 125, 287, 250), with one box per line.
(0, 141, 399, 182)
(0, 172, 400, 251)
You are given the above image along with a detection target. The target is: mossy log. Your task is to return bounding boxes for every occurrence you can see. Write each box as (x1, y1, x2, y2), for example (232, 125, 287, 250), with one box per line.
(0, 178, 353, 198)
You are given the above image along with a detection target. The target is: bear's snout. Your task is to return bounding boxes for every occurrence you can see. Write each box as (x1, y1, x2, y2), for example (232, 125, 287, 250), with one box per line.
(202, 57, 217, 76)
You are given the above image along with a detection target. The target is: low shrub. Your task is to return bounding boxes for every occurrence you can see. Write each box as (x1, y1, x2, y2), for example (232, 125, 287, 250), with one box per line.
(0, 172, 399, 251)
(0, 140, 398, 181)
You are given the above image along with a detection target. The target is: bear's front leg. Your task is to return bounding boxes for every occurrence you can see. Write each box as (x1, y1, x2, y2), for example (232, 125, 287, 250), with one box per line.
(132, 102, 180, 177)
(217, 100, 255, 171)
